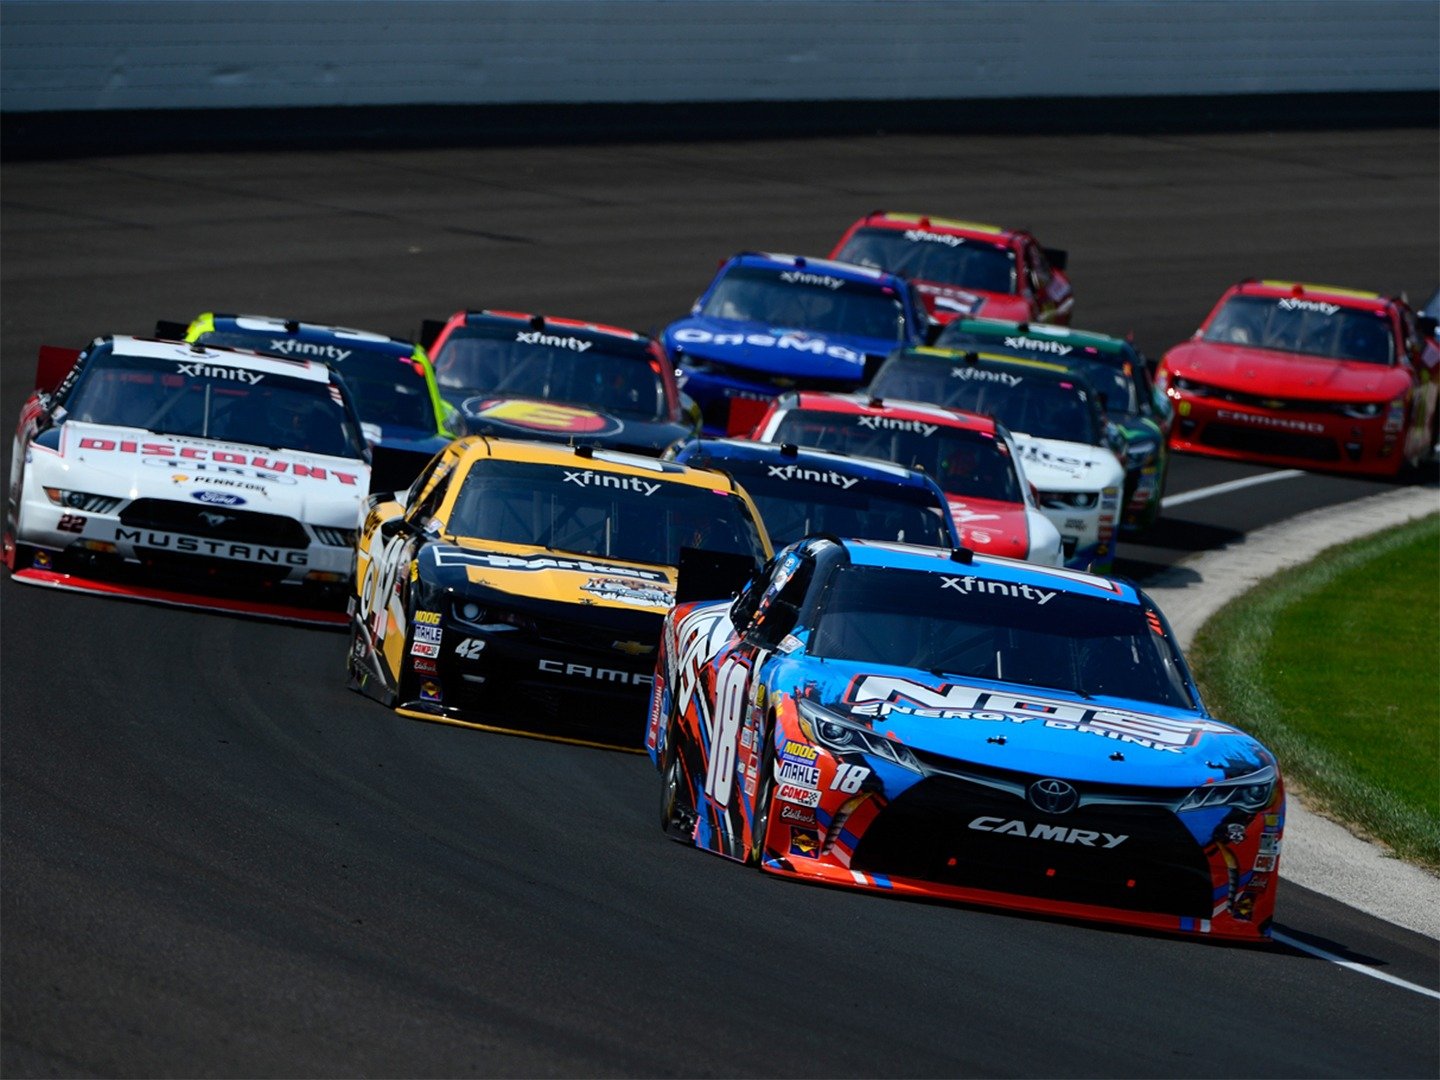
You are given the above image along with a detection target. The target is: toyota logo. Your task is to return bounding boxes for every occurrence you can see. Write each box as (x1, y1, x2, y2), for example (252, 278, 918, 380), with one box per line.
(1028, 778, 1079, 815)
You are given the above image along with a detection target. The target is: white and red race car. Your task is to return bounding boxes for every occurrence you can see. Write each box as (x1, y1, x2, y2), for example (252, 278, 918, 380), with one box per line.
(4, 335, 372, 625)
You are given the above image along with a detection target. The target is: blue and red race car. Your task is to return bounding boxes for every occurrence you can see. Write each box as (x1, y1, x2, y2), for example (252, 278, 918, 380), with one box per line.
(646, 536, 1285, 940)
(662, 252, 934, 436)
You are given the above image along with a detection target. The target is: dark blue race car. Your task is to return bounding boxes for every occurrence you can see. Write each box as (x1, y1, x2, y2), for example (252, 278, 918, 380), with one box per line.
(667, 437, 961, 550)
(662, 253, 934, 437)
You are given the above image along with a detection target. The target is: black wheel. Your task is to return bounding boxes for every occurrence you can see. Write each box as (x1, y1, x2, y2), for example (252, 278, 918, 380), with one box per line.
(747, 718, 777, 866)
(658, 722, 698, 843)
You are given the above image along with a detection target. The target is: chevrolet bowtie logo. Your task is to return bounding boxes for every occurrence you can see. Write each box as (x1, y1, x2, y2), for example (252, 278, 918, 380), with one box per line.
(611, 640, 653, 656)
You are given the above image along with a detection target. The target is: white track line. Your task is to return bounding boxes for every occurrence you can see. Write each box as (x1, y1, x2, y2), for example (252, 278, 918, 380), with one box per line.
(1271, 930, 1440, 1000)
(1162, 469, 1305, 508)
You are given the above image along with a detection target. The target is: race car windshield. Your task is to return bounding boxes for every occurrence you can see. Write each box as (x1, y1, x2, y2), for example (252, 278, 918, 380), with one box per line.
(699, 267, 906, 341)
(809, 564, 1194, 708)
(1201, 296, 1395, 365)
(64, 350, 367, 458)
(432, 329, 666, 419)
(197, 332, 437, 432)
(766, 410, 1023, 503)
(713, 460, 955, 548)
(834, 228, 1016, 294)
(446, 459, 767, 566)
(935, 332, 1140, 418)
(869, 357, 1100, 444)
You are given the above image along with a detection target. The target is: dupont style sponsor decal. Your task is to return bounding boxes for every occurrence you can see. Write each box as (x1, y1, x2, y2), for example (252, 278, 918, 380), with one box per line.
(843, 674, 1234, 752)
(582, 575, 674, 607)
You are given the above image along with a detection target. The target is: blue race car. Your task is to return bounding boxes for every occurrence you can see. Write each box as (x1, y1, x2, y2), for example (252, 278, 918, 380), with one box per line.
(662, 253, 934, 437)
(647, 536, 1286, 941)
(666, 438, 961, 550)
(157, 313, 458, 492)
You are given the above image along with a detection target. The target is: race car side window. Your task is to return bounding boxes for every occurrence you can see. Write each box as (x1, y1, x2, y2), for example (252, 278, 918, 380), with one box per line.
(745, 555, 814, 647)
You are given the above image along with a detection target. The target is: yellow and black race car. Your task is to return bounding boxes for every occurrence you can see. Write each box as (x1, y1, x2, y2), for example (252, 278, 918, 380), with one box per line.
(348, 436, 771, 747)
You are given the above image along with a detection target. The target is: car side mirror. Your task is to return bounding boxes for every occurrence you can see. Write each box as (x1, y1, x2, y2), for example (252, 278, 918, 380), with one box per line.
(1417, 315, 1438, 338)
(380, 515, 419, 540)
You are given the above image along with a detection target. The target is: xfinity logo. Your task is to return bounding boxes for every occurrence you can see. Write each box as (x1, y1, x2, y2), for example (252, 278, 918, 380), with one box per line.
(765, 463, 859, 489)
(562, 469, 660, 496)
(942, 574, 1056, 605)
(266, 339, 352, 362)
(968, 816, 1128, 848)
(856, 415, 938, 437)
(778, 271, 844, 290)
(175, 362, 264, 384)
(517, 331, 592, 352)
(1005, 336, 1071, 356)
(949, 367, 1023, 387)
(1277, 298, 1340, 315)
(903, 229, 963, 247)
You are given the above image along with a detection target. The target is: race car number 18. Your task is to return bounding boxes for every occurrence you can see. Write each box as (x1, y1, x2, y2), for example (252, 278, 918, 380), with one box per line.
(704, 659, 749, 809)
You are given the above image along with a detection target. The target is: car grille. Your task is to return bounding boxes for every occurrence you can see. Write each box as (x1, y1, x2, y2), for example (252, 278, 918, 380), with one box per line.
(120, 499, 310, 548)
(848, 771, 1214, 918)
(1198, 423, 1339, 462)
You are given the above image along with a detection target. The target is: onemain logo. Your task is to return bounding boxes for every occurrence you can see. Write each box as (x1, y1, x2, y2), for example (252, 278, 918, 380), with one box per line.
(672, 327, 862, 364)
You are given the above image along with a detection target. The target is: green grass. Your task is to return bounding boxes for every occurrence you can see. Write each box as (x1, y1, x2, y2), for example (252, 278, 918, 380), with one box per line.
(1189, 512, 1440, 871)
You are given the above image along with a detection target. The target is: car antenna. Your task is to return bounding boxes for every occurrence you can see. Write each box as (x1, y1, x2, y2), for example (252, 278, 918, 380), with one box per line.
(780, 443, 799, 457)
(950, 546, 974, 564)
(530, 314, 545, 331)
(284, 319, 301, 333)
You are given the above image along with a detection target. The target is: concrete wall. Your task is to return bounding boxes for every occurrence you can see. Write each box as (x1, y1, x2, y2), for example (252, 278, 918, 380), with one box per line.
(3, 0, 1436, 114)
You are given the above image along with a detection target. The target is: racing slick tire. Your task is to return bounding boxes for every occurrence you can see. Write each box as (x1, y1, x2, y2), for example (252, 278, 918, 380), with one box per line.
(659, 719, 698, 843)
(747, 718, 778, 866)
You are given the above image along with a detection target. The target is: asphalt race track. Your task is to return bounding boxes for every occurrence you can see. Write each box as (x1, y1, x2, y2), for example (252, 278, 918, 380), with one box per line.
(3, 129, 1438, 1078)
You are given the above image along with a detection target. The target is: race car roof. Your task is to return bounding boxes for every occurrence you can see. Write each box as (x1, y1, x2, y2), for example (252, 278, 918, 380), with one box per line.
(454, 435, 746, 493)
(456, 309, 651, 344)
(902, 346, 1095, 388)
(729, 251, 901, 288)
(673, 436, 943, 488)
(833, 535, 1140, 602)
(1232, 279, 1388, 311)
(942, 317, 1133, 357)
(193, 313, 420, 356)
(854, 211, 1014, 242)
(110, 335, 334, 382)
(776, 389, 998, 432)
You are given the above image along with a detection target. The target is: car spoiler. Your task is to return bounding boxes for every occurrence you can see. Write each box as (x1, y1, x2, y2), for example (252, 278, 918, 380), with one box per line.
(368, 444, 434, 497)
(674, 546, 758, 605)
(35, 345, 80, 394)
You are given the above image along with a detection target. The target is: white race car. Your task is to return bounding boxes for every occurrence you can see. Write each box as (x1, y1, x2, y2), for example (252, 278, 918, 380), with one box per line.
(867, 347, 1125, 572)
(4, 335, 372, 624)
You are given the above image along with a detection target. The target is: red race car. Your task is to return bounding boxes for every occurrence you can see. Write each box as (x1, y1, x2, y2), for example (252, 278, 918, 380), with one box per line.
(747, 390, 1064, 566)
(829, 211, 1073, 327)
(1155, 280, 1440, 478)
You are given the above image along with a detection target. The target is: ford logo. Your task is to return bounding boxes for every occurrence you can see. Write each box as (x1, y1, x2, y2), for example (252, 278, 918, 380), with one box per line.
(192, 491, 245, 507)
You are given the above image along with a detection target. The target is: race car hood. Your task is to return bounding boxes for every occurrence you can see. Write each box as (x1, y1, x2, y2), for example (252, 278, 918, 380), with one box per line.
(1164, 340, 1411, 401)
(944, 494, 1032, 560)
(43, 420, 369, 526)
(666, 315, 892, 382)
(799, 663, 1272, 787)
(1009, 433, 1125, 491)
(433, 539, 677, 615)
(458, 396, 692, 455)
